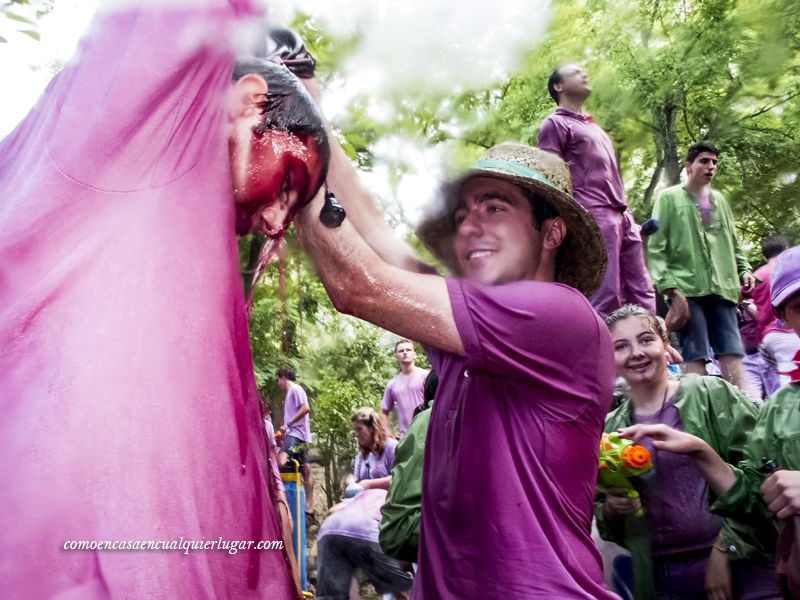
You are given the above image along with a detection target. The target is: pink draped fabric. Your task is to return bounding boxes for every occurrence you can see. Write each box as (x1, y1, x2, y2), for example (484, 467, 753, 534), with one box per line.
(0, 2, 296, 597)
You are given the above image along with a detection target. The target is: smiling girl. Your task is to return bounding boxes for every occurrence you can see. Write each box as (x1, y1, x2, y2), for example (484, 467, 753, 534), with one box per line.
(596, 305, 777, 600)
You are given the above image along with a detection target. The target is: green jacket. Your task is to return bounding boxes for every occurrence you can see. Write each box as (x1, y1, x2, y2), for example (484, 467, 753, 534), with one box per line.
(646, 185, 750, 304)
(712, 383, 800, 519)
(596, 374, 766, 600)
(378, 407, 431, 562)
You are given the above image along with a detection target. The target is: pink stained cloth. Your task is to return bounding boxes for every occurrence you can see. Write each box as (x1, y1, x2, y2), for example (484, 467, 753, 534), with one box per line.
(0, 3, 297, 599)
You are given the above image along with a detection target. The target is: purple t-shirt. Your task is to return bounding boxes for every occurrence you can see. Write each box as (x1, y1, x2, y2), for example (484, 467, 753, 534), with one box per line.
(354, 437, 398, 482)
(318, 489, 387, 543)
(414, 279, 618, 599)
(538, 108, 627, 211)
(634, 396, 722, 556)
(381, 368, 429, 435)
(283, 382, 311, 442)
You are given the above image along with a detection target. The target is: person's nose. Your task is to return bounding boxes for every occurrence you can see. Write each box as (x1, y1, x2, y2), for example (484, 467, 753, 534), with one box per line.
(457, 208, 484, 237)
(259, 201, 290, 238)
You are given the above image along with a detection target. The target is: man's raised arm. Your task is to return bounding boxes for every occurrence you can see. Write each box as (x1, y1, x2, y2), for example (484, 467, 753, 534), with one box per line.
(301, 79, 437, 275)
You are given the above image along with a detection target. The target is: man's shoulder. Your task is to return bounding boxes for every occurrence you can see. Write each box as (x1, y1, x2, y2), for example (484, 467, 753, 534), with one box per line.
(289, 382, 307, 398)
(657, 184, 686, 199)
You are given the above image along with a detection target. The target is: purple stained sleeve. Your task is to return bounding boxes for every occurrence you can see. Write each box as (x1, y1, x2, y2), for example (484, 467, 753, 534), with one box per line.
(537, 116, 567, 157)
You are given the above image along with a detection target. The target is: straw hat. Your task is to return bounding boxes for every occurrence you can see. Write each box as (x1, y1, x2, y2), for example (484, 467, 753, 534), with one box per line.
(417, 142, 607, 297)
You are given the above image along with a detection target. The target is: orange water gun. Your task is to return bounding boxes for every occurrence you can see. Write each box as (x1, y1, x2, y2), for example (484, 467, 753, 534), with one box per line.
(599, 432, 652, 516)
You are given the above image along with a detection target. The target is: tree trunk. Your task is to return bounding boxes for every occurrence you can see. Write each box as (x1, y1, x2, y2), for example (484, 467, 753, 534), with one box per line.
(654, 103, 681, 186)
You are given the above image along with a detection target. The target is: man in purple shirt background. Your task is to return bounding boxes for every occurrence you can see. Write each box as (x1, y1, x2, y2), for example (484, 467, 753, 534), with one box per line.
(539, 64, 655, 317)
(278, 367, 315, 514)
(294, 78, 620, 597)
(381, 339, 430, 438)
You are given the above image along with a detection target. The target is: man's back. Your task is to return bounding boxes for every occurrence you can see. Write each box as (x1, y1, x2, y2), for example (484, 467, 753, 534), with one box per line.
(414, 279, 617, 599)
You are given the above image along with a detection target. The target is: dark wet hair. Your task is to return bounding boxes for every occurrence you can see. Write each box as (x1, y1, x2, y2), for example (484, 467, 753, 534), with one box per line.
(520, 187, 560, 230)
(547, 66, 564, 104)
(762, 235, 790, 260)
(414, 370, 439, 417)
(606, 304, 666, 340)
(233, 57, 330, 193)
(276, 367, 296, 381)
(685, 142, 719, 164)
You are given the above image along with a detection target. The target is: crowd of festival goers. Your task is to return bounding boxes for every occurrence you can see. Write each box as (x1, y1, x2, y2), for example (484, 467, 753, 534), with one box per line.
(1, 2, 799, 599)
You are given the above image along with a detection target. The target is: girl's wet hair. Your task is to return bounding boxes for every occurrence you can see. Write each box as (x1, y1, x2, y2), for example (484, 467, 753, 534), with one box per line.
(605, 304, 667, 341)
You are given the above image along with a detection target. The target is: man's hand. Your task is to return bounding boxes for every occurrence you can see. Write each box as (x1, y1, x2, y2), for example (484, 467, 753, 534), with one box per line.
(617, 423, 706, 454)
(604, 487, 641, 519)
(705, 546, 733, 600)
(761, 470, 800, 519)
(664, 289, 690, 332)
(279, 424, 288, 434)
(741, 272, 757, 293)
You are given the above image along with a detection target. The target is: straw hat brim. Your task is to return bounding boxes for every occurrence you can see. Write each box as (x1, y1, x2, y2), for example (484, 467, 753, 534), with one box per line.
(417, 166, 607, 297)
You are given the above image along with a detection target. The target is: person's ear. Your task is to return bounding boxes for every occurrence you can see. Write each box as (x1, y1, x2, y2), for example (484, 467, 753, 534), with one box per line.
(541, 217, 567, 251)
(227, 73, 268, 121)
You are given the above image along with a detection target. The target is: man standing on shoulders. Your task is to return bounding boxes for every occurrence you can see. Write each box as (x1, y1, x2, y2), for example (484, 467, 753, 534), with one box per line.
(646, 142, 756, 387)
(278, 368, 314, 516)
(538, 63, 655, 317)
(381, 339, 430, 439)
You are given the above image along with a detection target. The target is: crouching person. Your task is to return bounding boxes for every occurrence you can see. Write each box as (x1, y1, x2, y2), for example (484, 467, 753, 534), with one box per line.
(316, 489, 412, 600)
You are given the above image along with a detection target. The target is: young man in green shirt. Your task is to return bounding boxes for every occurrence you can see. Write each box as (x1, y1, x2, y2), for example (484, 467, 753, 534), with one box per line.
(646, 142, 756, 387)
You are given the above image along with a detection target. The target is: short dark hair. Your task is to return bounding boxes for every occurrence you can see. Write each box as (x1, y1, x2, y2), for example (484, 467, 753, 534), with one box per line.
(547, 66, 564, 104)
(394, 339, 413, 352)
(233, 57, 330, 194)
(685, 142, 719, 164)
(762, 235, 791, 260)
(520, 187, 560, 230)
(276, 367, 296, 381)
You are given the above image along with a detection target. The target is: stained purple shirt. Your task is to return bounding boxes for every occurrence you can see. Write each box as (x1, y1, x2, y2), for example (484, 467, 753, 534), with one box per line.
(414, 279, 618, 599)
(538, 108, 627, 211)
(634, 397, 722, 555)
(283, 382, 311, 442)
(381, 368, 429, 435)
(0, 2, 295, 598)
(354, 437, 397, 482)
(318, 489, 387, 543)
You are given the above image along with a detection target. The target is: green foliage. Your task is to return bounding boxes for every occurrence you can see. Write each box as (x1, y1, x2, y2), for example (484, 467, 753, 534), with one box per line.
(242, 228, 403, 506)
(293, 0, 800, 250)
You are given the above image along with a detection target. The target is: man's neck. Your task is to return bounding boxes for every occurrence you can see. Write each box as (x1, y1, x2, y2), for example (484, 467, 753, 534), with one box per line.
(558, 96, 584, 115)
(399, 364, 416, 376)
(685, 179, 710, 196)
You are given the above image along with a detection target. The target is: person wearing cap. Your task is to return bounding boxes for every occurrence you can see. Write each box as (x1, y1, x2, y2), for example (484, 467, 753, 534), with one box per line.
(297, 77, 618, 600)
(538, 64, 655, 318)
(751, 235, 800, 394)
(617, 245, 800, 598)
(646, 142, 756, 389)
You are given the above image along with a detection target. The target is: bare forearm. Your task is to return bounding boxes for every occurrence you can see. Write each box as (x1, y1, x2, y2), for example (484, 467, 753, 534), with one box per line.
(298, 193, 463, 355)
(360, 476, 391, 490)
(302, 79, 433, 273)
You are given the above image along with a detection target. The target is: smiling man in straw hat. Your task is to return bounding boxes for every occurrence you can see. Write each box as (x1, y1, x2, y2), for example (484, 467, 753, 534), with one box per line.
(296, 87, 618, 596)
